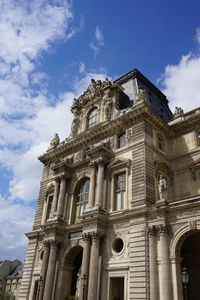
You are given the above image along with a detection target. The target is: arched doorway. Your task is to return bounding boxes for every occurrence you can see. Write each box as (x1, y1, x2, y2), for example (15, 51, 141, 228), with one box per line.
(180, 231, 200, 300)
(61, 246, 83, 300)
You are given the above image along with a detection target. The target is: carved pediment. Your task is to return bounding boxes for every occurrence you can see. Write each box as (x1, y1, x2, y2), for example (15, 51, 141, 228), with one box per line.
(154, 160, 173, 180)
(108, 158, 131, 174)
(71, 78, 122, 116)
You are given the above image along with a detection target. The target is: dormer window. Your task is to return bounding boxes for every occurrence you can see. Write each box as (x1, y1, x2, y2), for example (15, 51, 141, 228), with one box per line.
(87, 107, 98, 128)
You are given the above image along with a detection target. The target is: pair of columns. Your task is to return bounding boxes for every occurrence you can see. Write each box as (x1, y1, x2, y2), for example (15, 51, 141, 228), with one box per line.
(86, 161, 105, 210)
(80, 232, 103, 300)
(50, 175, 67, 219)
(148, 225, 172, 300)
(39, 239, 61, 300)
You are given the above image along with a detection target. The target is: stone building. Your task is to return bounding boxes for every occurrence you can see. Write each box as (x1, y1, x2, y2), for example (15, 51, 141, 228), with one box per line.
(19, 69, 200, 300)
(5, 263, 23, 299)
(0, 260, 22, 295)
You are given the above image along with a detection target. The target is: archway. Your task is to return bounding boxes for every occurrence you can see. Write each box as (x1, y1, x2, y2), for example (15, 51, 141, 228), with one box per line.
(60, 246, 83, 300)
(180, 231, 200, 300)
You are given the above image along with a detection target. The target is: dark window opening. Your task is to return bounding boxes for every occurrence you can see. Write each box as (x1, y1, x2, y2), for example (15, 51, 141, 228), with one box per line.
(118, 133, 126, 148)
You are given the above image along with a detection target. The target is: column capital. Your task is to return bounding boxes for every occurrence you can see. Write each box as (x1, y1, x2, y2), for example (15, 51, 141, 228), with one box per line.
(89, 161, 97, 168)
(147, 225, 157, 236)
(82, 232, 91, 242)
(156, 224, 170, 235)
(96, 159, 107, 166)
(53, 176, 61, 183)
(43, 240, 51, 248)
(48, 239, 62, 247)
(90, 231, 103, 241)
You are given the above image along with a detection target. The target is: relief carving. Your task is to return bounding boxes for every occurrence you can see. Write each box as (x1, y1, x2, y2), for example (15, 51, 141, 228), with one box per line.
(135, 87, 149, 103)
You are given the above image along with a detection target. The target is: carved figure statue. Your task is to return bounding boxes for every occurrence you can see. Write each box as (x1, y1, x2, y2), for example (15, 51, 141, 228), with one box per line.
(105, 102, 112, 120)
(174, 106, 184, 118)
(75, 268, 81, 299)
(158, 175, 168, 200)
(71, 117, 79, 136)
(48, 133, 60, 150)
(135, 87, 149, 103)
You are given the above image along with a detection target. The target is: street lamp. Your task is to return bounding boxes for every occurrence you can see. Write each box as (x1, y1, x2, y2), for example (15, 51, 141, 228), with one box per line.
(181, 267, 189, 300)
(81, 274, 87, 300)
(36, 276, 43, 300)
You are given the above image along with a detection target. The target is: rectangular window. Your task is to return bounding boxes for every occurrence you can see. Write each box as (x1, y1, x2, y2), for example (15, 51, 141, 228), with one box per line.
(118, 133, 126, 148)
(197, 132, 200, 145)
(46, 195, 53, 221)
(115, 173, 126, 210)
(158, 137, 164, 151)
(110, 277, 124, 300)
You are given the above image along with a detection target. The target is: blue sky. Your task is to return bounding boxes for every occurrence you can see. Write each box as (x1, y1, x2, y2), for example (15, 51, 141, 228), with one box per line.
(0, 0, 200, 261)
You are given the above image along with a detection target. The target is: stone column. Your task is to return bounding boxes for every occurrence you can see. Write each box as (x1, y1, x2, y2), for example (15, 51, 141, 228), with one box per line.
(95, 162, 105, 208)
(86, 163, 96, 210)
(43, 240, 60, 300)
(158, 225, 172, 300)
(38, 241, 50, 300)
(87, 232, 102, 300)
(50, 178, 60, 218)
(80, 233, 91, 300)
(171, 256, 183, 300)
(148, 226, 158, 300)
(56, 176, 67, 218)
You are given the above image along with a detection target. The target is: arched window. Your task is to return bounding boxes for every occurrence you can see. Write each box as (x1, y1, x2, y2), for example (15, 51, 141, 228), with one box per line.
(76, 178, 90, 219)
(87, 108, 98, 128)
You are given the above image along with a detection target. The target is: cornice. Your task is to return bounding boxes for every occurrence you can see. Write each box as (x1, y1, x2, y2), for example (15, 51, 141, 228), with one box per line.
(169, 110, 200, 136)
(39, 101, 170, 164)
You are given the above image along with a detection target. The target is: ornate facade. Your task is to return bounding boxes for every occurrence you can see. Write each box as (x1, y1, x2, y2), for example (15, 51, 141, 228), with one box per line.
(20, 69, 200, 300)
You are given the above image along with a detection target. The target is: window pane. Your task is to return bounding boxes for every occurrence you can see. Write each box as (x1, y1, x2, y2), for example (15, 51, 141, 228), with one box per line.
(116, 192, 121, 210)
(118, 133, 126, 148)
(88, 108, 98, 128)
(76, 179, 90, 218)
(115, 173, 126, 211)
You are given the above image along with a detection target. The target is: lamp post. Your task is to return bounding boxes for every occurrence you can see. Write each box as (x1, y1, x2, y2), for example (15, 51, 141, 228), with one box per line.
(181, 267, 189, 300)
(36, 276, 43, 300)
(81, 274, 87, 300)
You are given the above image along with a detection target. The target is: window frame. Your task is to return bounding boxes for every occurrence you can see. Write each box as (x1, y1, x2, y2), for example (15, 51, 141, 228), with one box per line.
(87, 107, 99, 129)
(118, 132, 126, 149)
(114, 172, 126, 211)
(157, 136, 164, 151)
(45, 193, 54, 222)
(197, 131, 200, 145)
(75, 178, 90, 219)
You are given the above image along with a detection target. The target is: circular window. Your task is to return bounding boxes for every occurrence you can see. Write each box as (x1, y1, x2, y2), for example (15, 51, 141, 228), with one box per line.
(112, 237, 124, 253)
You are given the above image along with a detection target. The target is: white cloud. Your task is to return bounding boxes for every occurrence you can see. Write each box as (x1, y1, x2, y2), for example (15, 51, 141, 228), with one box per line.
(160, 29, 200, 113)
(0, 0, 78, 259)
(79, 62, 85, 73)
(0, 198, 35, 260)
(95, 26, 104, 46)
(90, 25, 104, 57)
(0, 0, 107, 261)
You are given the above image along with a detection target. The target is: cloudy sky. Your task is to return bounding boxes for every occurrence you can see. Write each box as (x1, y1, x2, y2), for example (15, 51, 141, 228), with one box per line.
(0, 0, 200, 261)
